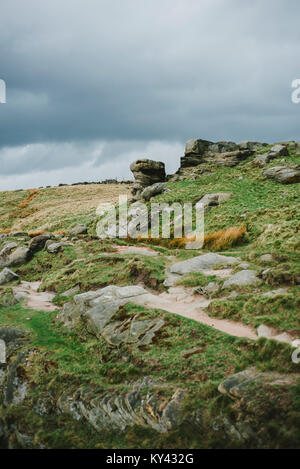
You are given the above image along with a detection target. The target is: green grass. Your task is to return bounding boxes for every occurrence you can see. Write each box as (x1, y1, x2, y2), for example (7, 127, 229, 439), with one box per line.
(0, 299, 299, 448)
(208, 287, 300, 332)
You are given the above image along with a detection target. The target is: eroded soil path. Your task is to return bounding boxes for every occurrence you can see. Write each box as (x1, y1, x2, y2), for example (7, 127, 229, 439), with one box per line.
(13, 281, 57, 312)
(134, 286, 258, 340)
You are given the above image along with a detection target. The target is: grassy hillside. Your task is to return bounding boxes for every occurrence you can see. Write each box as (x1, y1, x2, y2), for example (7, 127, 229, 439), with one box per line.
(0, 146, 299, 449)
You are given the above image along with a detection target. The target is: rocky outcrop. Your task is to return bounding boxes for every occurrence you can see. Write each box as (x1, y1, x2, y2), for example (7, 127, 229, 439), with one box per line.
(130, 159, 166, 200)
(59, 285, 165, 346)
(263, 165, 300, 184)
(179, 139, 266, 169)
(57, 377, 185, 434)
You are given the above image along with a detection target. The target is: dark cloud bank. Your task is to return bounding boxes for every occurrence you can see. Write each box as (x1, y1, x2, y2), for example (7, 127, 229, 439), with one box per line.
(0, 0, 300, 189)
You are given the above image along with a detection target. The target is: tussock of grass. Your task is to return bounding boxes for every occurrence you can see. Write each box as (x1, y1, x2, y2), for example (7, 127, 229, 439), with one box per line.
(18, 189, 40, 209)
(203, 225, 247, 251)
(28, 229, 46, 237)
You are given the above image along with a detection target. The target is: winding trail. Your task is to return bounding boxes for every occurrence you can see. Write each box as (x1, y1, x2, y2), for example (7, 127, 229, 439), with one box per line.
(133, 286, 257, 340)
(12, 281, 57, 312)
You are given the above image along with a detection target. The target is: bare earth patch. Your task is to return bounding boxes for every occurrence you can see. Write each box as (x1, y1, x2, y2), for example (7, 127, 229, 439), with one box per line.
(13, 281, 57, 312)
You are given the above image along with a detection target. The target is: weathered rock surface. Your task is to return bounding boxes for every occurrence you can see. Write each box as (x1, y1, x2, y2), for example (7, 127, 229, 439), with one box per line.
(57, 377, 185, 434)
(45, 241, 66, 254)
(141, 182, 166, 201)
(69, 224, 88, 236)
(0, 246, 31, 269)
(218, 367, 298, 399)
(196, 281, 219, 298)
(59, 285, 165, 346)
(170, 253, 239, 275)
(28, 234, 51, 254)
(179, 139, 262, 169)
(130, 159, 166, 200)
(263, 165, 300, 184)
(0, 268, 19, 285)
(222, 270, 259, 289)
(257, 324, 272, 338)
(196, 192, 232, 211)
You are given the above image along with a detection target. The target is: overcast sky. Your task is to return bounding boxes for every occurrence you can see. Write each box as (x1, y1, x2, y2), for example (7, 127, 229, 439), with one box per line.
(0, 0, 300, 190)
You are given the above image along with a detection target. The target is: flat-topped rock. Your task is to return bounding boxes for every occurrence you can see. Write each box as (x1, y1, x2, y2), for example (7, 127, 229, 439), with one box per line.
(170, 253, 239, 275)
(222, 270, 259, 289)
(263, 165, 300, 184)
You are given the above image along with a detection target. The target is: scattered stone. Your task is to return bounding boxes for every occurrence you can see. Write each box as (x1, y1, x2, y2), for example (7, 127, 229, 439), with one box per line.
(196, 282, 219, 298)
(273, 333, 291, 345)
(263, 165, 300, 184)
(222, 270, 259, 289)
(238, 263, 250, 270)
(252, 154, 275, 168)
(261, 268, 271, 280)
(257, 324, 272, 338)
(61, 285, 80, 297)
(46, 242, 65, 254)
(196, 192, 231, 211)
(262, 288, 288, 298)
(228, 291, 239, 298)
(0, 242, 19, 257)
(260, 254, 274, 262)
(141, 182, 166, 201)
(69, 224, 88, 236)
(292, 339, 300, 348)
(181, 347, 204, 359)
(29, 233, 51, 254)
(0, 268, 19, 285)
(269, 144, 289, 157)
(170, 253, 239, 275)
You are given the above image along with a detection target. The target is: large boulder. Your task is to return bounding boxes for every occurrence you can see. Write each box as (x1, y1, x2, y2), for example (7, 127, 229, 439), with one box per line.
(130, 159, 166, 200)
(263, 165, 300, 184)
(28, 233, 51, 254)
(0, 268, 19, 285)
(222, 270, 259, 289)
(0, 246, 31, 269)
(58, 285, 164, 347)
(170, 253, 239, 275)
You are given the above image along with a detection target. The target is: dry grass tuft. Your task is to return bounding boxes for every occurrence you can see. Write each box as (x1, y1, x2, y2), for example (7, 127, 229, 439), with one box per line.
(28, 229, 46, 237)
(18, 189, 41, 209)
(203, 225, 247, 250)
(126, 226, 247, 251)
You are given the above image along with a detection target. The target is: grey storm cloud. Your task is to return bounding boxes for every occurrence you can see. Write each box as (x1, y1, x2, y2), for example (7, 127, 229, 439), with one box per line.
(0, 0, 300, 188)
